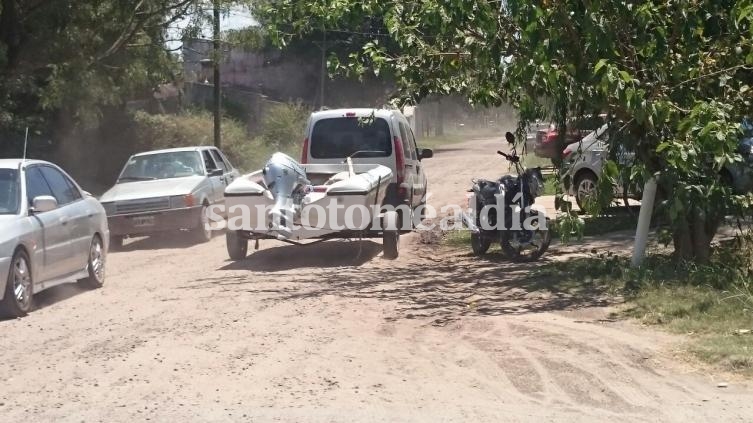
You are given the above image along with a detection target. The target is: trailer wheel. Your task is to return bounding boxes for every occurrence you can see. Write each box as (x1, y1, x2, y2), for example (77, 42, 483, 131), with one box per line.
(382, 211, 400, 259)
(226, 230, 248, 260)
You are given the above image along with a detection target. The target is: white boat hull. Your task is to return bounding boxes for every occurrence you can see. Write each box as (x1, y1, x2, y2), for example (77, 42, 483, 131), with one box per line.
(225, 163, 394, 240)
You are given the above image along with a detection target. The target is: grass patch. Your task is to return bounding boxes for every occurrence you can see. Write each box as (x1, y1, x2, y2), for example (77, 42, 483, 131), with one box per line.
(522, 153, 553, 169)
(536, 245, 753, 375)
(541, 174, 558, 196)
(445, 227, 753, 374)
(581, 213, 638, 236)
(551, 211, 638, 241)
(443, 229, 472, 248)
(626, 284, 753, 373)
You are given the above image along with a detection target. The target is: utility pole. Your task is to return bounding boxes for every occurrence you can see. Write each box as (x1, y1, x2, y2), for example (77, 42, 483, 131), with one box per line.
(319, 29, 326, 109)
(213, 0, 221, 148)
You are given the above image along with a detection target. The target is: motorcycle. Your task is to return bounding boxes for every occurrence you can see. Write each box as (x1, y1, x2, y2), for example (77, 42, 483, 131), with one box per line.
(461, 132, 552, 261)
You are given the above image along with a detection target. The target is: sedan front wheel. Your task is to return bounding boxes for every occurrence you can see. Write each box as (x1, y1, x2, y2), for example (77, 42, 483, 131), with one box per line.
(1, 250, 33, 318)
(193, 205, 213, 243)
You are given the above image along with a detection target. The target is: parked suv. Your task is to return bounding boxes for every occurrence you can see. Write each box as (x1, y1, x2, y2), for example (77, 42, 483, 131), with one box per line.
(100, 146, 240, 247)
(560, 124, 635, 209)
(562, 124, 753, 209)
(301, 108, 433, 224)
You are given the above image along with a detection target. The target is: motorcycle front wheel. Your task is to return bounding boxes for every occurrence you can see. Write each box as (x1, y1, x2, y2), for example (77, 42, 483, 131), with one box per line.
(500, 216, 552, 262)
(471, 232, 491, 256)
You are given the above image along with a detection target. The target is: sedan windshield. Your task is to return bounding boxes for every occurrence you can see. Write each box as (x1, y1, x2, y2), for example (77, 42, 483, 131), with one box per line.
(119, 151, 203, 182)
(0, 169, 20, 215)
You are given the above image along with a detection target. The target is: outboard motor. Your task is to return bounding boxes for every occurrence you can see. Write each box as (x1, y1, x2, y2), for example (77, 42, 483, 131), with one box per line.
(262, 152, 310, 238)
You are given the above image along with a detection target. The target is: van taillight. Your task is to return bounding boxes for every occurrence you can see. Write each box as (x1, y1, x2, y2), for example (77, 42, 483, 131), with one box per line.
(301, 137, 309, 164)
(393, 135, 405, 185)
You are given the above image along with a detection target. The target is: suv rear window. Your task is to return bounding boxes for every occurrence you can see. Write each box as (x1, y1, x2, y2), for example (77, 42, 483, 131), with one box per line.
(310, 117, 393, 159)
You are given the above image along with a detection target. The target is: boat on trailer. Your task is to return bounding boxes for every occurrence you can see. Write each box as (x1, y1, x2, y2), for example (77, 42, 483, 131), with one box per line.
(223, 153, 400, 261)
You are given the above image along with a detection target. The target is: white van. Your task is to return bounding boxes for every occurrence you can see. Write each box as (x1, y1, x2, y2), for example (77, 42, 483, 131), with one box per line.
(301, 108, 433, 222)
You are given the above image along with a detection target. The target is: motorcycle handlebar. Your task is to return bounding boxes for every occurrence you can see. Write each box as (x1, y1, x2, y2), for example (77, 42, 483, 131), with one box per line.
(497, 150, 520, 163)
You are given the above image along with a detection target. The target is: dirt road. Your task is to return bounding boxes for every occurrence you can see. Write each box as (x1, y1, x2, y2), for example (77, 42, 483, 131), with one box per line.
(1, 138, 751, 422)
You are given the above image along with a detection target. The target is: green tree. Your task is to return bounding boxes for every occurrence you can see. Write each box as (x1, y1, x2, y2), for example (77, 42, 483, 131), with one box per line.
(0, 0, 253, 154)
(0, 1, 195, 131)
(261, 0, 753, 262)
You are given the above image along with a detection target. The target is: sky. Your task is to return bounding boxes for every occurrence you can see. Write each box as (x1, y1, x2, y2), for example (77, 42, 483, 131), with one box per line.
(168, 6, 257, 51)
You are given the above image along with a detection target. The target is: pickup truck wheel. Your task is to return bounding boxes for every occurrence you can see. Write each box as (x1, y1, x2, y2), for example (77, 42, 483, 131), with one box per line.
(78, 235, 105, 289)
(382, 211, 400, 259)
(226, 230, 248, 260)
(0, 249, 33, 318)
(193, 205, 213, 243)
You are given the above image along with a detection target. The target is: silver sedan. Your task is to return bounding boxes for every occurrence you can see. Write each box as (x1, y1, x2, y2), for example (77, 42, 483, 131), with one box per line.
(0, 159, 108, 317)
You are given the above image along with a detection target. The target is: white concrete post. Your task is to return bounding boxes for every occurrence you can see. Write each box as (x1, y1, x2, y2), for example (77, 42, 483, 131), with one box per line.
(631, 177, 657, 267)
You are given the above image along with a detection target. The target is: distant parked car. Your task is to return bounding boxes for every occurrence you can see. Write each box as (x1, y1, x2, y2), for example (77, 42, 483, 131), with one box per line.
(0, 159, 108, 317)
(561, 124, 753, 209)
(560, 124, 636, 209)
(533, 115, 607, 160)
(100, 146, 240, 248)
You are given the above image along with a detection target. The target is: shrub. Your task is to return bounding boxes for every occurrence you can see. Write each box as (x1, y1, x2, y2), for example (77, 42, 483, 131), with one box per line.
(131, 109, 284, 172)
(258, 101, 310, 149)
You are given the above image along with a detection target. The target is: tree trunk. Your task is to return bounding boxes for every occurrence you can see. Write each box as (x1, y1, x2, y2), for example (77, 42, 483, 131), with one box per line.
(672, 207, 719, 263)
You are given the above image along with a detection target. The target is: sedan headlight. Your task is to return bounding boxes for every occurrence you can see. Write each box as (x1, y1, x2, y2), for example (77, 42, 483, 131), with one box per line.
(170, 194, 197, 209)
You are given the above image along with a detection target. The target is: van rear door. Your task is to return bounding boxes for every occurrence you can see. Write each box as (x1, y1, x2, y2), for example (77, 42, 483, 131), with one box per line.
(306, 115, 395, 174)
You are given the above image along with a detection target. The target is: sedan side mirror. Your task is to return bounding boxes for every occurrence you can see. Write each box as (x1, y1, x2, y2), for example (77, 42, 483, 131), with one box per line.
(505, 132, 516, 144)
(31, 195, 58, 213)
(418, 148, 434, 160)
(208, 169, 224, 177)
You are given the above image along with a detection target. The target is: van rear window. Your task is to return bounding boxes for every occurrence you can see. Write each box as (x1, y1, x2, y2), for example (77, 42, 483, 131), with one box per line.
(310, 117, 392, 159)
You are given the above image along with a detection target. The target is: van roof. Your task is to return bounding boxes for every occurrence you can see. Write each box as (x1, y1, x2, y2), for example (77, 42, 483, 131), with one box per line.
(310, 108, 404, 121)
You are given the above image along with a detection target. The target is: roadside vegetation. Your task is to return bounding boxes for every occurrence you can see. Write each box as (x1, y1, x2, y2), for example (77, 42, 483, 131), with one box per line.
(539, 240, 753, 374)
(442, 229, 753, 374)
(131, 103, 308, 172)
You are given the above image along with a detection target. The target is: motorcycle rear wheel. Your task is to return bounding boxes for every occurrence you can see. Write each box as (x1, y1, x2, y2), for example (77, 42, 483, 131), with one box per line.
(471, 232, 491, 256)
(500, 217, 551, 262)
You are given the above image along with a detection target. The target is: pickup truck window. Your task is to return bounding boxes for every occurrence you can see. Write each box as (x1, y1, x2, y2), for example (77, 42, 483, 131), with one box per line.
(311, 117, 392, 159)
